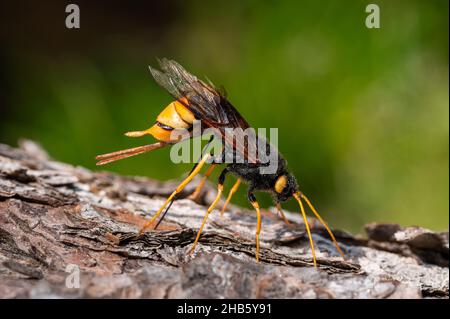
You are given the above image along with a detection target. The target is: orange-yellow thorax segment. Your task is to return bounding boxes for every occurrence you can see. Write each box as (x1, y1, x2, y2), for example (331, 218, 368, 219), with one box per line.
(147, 98, 195, 143)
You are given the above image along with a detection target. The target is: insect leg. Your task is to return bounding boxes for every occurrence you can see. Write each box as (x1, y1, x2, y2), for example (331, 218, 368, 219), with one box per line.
(220, 178, 241, 216)
(154, 160, 207, 230)
(189, 167, 228, 255)
(189, 138, 225, 201)
(276, 202, 291, 226)
(293, 192, 317, 268)
(188, 164, 217, 201)
(300, 192, 345, 259)
(139, 152, 211, 234)
(248, 189, 262, 262)
(141, 138, 216, 232)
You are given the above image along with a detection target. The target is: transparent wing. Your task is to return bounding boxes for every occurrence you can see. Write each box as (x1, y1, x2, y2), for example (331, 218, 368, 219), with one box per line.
(149, 58, 258, 164)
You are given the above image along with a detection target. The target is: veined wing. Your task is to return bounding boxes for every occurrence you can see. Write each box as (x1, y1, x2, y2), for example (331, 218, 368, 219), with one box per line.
(149, 58, 258, 164)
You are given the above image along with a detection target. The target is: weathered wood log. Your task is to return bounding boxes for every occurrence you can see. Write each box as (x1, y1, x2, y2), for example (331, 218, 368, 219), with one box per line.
(0, 140, 448, 298)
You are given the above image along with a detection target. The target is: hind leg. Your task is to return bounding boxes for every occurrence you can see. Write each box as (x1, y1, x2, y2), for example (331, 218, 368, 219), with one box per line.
(188, 164, 217, 201)
(139, 152, 212, 234)
(189, 167, 229, 255)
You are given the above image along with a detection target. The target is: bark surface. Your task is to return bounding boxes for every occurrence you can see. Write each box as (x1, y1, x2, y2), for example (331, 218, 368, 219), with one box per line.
(0, 141, 448, 298)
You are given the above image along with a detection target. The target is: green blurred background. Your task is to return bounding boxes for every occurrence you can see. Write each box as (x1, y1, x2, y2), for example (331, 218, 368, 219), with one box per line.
(0, 0, 448, 233)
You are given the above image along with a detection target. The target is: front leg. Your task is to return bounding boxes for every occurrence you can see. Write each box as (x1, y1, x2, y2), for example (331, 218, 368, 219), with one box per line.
(275, 202, 291, 226)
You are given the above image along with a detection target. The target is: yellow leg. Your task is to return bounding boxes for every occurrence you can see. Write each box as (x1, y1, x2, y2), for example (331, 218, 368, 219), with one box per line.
(189, 184, 224, 255)
(139, 153, 211, 234)
(188, 164, 216, 201)
(294, 192, 317, 268)
(276, 203, 291, 226)
(220, 178, 241, 216)
(300, 193, 345, 259)
(250, 200, 262, 262)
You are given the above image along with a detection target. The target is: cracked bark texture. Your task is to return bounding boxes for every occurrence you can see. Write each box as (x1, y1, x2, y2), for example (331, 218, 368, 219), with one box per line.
(0, 140, 448, 299)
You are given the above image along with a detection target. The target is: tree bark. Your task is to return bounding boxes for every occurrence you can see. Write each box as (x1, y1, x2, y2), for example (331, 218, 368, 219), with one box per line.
(0, 140, 448, 299)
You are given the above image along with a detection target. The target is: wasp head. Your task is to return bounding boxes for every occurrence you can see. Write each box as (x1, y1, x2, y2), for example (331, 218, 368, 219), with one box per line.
(273, 172, 298, 202)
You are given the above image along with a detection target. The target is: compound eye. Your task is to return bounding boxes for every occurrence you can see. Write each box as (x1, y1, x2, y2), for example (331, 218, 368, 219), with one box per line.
(275, 175, 287, 194)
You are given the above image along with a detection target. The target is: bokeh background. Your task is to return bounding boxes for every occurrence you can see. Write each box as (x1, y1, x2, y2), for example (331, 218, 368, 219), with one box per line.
(0, 0, 448, 233)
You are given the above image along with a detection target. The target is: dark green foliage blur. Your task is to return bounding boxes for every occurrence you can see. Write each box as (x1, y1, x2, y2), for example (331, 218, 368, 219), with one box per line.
(0, 0, 448, 233)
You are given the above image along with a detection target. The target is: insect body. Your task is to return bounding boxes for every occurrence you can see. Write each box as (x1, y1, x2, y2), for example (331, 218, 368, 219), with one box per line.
(96, 58, 345, 267)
